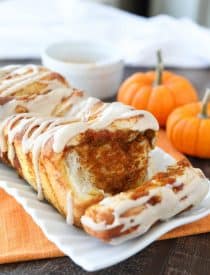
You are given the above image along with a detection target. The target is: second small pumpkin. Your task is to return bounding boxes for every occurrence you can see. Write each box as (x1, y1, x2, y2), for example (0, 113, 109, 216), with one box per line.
(117, 51, 198, 127)
(166, 89, 210, 159)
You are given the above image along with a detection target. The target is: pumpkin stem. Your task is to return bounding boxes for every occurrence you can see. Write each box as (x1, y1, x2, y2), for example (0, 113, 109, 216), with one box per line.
(200, 88, 210, 118)
(154, 49, 164, 86)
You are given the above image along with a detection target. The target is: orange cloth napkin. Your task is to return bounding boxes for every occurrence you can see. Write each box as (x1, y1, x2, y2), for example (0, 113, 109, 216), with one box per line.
(0, 130, 209, 264)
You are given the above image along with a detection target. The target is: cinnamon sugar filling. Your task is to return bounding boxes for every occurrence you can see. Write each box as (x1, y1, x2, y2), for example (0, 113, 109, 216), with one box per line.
(68, 129, 155, 194)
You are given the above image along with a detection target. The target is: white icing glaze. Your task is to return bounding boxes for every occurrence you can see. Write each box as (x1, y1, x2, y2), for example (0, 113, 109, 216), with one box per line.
(52, 89, 85, 115)
(0, 95, 159, 200)
(1, 98, 159, 154)
(90, 102, 131, 129)
(0, 114, 82, 199)
(66, 96, 104, 122)
(7, 144, 15, 165)
(0, 65, 159, 206)
(0, 87, 79, 121)
(0, 65, 78, 121)
(53, 102, 158, 151)
(0, 65, 21, 78)
(22, 118, 55, 153)
(66, 192, 74, 225)
(30, 120, 72, 199)
(81, 166, 209, 244)
(0, 66, 49, 96)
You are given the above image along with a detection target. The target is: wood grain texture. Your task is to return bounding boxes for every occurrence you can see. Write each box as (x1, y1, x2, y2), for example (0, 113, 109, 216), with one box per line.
(0, 60, 210, 275)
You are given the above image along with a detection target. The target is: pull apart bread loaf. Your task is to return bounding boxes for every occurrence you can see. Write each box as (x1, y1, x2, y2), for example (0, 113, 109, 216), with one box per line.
(0, 65, 208, 244)
(82, 160, 209, 244)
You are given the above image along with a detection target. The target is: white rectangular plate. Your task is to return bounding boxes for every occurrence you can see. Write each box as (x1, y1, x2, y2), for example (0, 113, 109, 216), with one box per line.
(0, 147, 209, 271)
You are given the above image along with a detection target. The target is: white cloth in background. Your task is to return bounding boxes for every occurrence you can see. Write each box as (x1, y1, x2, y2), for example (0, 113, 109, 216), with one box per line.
(0, 0, 210, 67)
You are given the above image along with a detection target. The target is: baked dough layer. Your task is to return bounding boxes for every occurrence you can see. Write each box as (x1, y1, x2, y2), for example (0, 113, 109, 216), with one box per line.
(81, 160, 209, 244)
(0, 64, 86, 119)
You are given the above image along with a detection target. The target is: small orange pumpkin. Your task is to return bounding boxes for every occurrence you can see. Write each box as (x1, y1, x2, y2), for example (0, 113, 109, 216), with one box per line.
(117, 50, 198, 127)
(167, 89, 210, 158)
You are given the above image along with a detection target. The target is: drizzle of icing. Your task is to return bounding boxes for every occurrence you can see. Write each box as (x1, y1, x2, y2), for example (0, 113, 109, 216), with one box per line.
(0, 65, 48, 96)
(0, 87, 80, 120)
(0, 65, 159, 208)
(0, 65, 80, 120)
(66, 96, 103, 121)
(81, 167, 209, 244)
(0, 97, 159, 200)
(66, 192, 74, 225)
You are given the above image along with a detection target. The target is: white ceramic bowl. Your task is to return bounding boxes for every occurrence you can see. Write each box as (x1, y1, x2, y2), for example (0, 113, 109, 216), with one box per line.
(41, 40, 124, 99)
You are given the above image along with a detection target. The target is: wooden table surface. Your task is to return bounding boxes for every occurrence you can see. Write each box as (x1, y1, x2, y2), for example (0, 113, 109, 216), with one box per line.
(0, 60, 210, 275)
